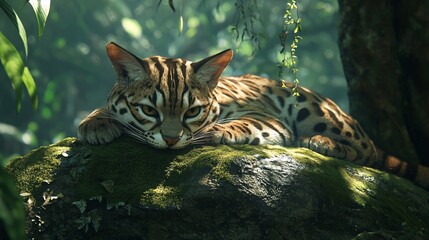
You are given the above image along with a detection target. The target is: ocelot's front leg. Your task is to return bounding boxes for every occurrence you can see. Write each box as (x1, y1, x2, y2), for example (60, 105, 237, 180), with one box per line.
(206, 113, 294, 146)
(78, 108, 122, 145)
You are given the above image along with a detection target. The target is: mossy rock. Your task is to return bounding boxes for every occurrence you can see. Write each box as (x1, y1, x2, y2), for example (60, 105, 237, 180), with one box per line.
(5, 136, 429, 239)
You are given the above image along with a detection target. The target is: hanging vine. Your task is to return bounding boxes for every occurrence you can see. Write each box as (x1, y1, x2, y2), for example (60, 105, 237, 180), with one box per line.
(279, 0, 302, 97)
(159, 0, 302, 93)
(231, 0, 261, 55)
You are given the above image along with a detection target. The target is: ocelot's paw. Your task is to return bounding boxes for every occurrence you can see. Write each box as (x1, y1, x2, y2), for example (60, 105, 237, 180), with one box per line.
(211, 131, 229, 145)
(202, 125, 234, 145)
(298, 135, 347, 159)
(77, 108, 122, 145)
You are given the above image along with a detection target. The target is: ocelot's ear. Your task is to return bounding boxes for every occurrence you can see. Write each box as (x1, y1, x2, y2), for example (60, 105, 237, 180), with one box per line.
(106, 42, 147, 85)
(191, 49, 233, 90)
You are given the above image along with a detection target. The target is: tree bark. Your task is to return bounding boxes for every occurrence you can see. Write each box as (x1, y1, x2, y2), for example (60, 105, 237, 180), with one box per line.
(338, 0, 429, 165)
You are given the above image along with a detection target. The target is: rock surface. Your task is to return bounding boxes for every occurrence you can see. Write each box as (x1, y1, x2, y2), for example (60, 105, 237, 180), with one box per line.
(5, 137, 429, 239)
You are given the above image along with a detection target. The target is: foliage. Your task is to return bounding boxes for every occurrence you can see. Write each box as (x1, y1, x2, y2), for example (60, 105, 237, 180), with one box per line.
(0, 167, 26, 240)
(0, 0, 50, 111)
(229, 0, 303, 97)
(0, 32, 37, 111)
(279, 0, 302, 97)
(0, 2, 50, 238)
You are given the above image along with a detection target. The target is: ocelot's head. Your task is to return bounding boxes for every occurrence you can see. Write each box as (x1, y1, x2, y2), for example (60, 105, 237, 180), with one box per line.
(105, 42, 232, 149)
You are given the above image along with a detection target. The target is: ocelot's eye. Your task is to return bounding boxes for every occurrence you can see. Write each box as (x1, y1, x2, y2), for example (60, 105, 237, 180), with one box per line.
(140, 105, 159, 117)
(185, 106, 202, 118)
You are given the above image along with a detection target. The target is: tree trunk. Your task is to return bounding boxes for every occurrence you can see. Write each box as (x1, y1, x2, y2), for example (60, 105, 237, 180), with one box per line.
(337, 0, 429, 165)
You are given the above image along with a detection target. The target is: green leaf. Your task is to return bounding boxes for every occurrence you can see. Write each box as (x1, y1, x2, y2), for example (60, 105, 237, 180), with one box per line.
(179, 15, 183, 36)
(0, 0, 28, 56)
(294, 23, 302, 34)
(22, 66, 38, 109)
(28, 0, 51, 39)
(73, 200, 87, 213)
(157, 0, 175, 12)
(0, 167, 27, 240)
(0, 32, 38, 111)
(168, 0, 176, 12)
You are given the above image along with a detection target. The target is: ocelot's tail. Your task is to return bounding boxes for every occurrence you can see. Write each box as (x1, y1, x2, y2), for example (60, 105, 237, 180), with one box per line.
(377, 148, 429, 189)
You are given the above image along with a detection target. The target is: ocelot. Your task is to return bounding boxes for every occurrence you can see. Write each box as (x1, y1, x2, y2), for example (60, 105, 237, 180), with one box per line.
(78, 42, 429, 188)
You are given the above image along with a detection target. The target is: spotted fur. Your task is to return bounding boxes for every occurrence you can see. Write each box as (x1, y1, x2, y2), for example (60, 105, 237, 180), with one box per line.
(78, 42, 429, 188)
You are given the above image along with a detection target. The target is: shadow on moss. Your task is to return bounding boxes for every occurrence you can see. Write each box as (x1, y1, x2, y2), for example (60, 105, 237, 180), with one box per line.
(5, 136, 429, 239)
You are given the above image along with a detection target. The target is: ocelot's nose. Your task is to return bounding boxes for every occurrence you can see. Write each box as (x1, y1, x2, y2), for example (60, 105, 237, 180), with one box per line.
(162, 136, 181, 146)
(161, 129, 183, 147)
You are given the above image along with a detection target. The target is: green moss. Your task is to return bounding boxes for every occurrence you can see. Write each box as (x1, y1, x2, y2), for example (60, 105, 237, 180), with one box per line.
(141, 185, 181, 208)
(150, 145, 380, 209)
(140, 144, 296, 208)
(74, 137, 188, 203)
(168, 145, 275, 181)
(75, 142, 294, 207)
(295, 148, 371, 205)
(5, 137, 75, 193)
(138, 145, 267, 207)
(6, 136, 419, 212)
(243, 146, 372, 205)
(6, 137, 429, 238)
(286, 148, 429, 236)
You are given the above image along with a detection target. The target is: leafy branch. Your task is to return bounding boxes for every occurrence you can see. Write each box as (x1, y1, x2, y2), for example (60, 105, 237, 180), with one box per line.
(230, 0, 302, 95)
(0, 0, 51, 112)
(279, 0, 302, 97)
(231, 0, 261, 55)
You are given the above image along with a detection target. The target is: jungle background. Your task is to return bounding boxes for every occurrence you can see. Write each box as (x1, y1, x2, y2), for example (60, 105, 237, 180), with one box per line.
(0, 0, 344, 165)
(2, 1, 429, 239)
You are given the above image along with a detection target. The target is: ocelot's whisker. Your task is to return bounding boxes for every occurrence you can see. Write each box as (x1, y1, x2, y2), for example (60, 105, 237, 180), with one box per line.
(118, 120, 148, 144)
(192, 135, 212, 141)
(191, 139, 212, 145)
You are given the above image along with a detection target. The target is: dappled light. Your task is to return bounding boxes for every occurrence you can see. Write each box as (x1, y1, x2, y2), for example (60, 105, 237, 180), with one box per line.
(0, 0, 344, 163)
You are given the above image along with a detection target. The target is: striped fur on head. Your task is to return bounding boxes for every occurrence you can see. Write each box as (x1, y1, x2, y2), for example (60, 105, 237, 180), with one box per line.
(104, 42, 233, 149)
